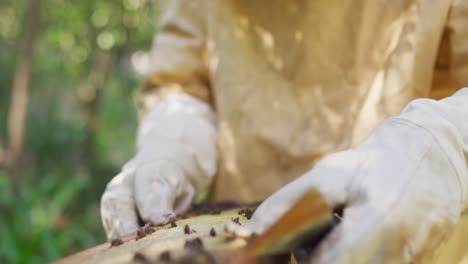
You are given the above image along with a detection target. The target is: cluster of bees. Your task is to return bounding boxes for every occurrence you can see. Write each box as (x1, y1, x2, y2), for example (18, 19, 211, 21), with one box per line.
(108, 207, 256, 263)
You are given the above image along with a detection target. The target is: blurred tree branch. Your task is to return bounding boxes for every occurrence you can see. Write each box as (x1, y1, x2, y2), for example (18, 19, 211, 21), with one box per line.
(5, 0, 42, 176)
(0, 137, 4, 167)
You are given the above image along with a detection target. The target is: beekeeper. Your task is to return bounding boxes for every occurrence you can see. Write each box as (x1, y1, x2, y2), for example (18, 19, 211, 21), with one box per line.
(101, 0, 468, 262)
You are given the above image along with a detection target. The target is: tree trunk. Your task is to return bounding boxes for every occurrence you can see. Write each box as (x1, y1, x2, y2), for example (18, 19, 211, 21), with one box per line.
(5, 0, 43, 175)
(78, 49, 114, 173)
(0, 137, 4, 168)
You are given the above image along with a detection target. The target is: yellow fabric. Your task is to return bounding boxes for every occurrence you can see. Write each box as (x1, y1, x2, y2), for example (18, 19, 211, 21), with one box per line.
(141, 1, 468, 261)
(142, 0, 468, 202)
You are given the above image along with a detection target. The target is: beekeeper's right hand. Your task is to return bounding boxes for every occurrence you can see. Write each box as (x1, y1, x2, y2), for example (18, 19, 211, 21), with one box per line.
(100, 94, 218, 240)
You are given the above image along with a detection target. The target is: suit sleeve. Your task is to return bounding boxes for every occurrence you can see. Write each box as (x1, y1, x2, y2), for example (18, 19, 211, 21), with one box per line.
(399, 88, 468, 211)
(137, 0, 212, 118)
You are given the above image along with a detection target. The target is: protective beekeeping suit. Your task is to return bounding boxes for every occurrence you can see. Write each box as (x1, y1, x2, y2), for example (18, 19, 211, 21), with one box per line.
(101, 0, 468, 262)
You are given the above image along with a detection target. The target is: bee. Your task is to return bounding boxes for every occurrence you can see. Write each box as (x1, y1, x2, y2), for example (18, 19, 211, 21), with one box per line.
(238, 208, 255, 219)
(184, 224, 191, 234)
(209, 209, 221, 215)
(159, 250, 171, 262)
(184, 237, 203, 250)
(133, 252, 150, 264)
(182, 238, 216, 264)
(232, 217, 241, 225)
(209, 228, 216, 237)
(136, 223, 155, 240)
(110, 238, 123, 247)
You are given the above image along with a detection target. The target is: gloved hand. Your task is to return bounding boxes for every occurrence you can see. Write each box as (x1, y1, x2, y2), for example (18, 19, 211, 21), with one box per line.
(101, 94, 217, 239)
(227, 89, 468, 263)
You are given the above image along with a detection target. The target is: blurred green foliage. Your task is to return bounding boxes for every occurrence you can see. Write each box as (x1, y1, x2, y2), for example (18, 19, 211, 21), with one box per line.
(0, 0, 165, 262)
(0, 172, 86, 263)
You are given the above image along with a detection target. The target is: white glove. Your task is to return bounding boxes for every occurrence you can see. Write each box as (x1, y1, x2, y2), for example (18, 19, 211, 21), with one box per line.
(227, 89, 468, 263)
(101, 94, 217, 239)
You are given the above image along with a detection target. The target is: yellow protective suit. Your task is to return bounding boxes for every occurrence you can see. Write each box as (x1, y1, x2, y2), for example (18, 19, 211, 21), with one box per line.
(140, 0, 467, 202)
(139, 1, 468, 262)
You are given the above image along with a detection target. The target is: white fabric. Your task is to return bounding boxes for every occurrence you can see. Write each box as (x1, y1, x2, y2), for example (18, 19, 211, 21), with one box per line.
(101, 94, 217, 239)
(227, 89, 468, 263)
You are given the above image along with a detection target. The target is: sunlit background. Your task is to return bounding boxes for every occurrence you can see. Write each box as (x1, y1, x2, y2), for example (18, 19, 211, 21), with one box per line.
(0, 0, 166, 262)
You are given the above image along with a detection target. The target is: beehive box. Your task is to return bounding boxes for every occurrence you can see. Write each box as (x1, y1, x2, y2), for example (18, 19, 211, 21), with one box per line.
(54, 205, 255, 264)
